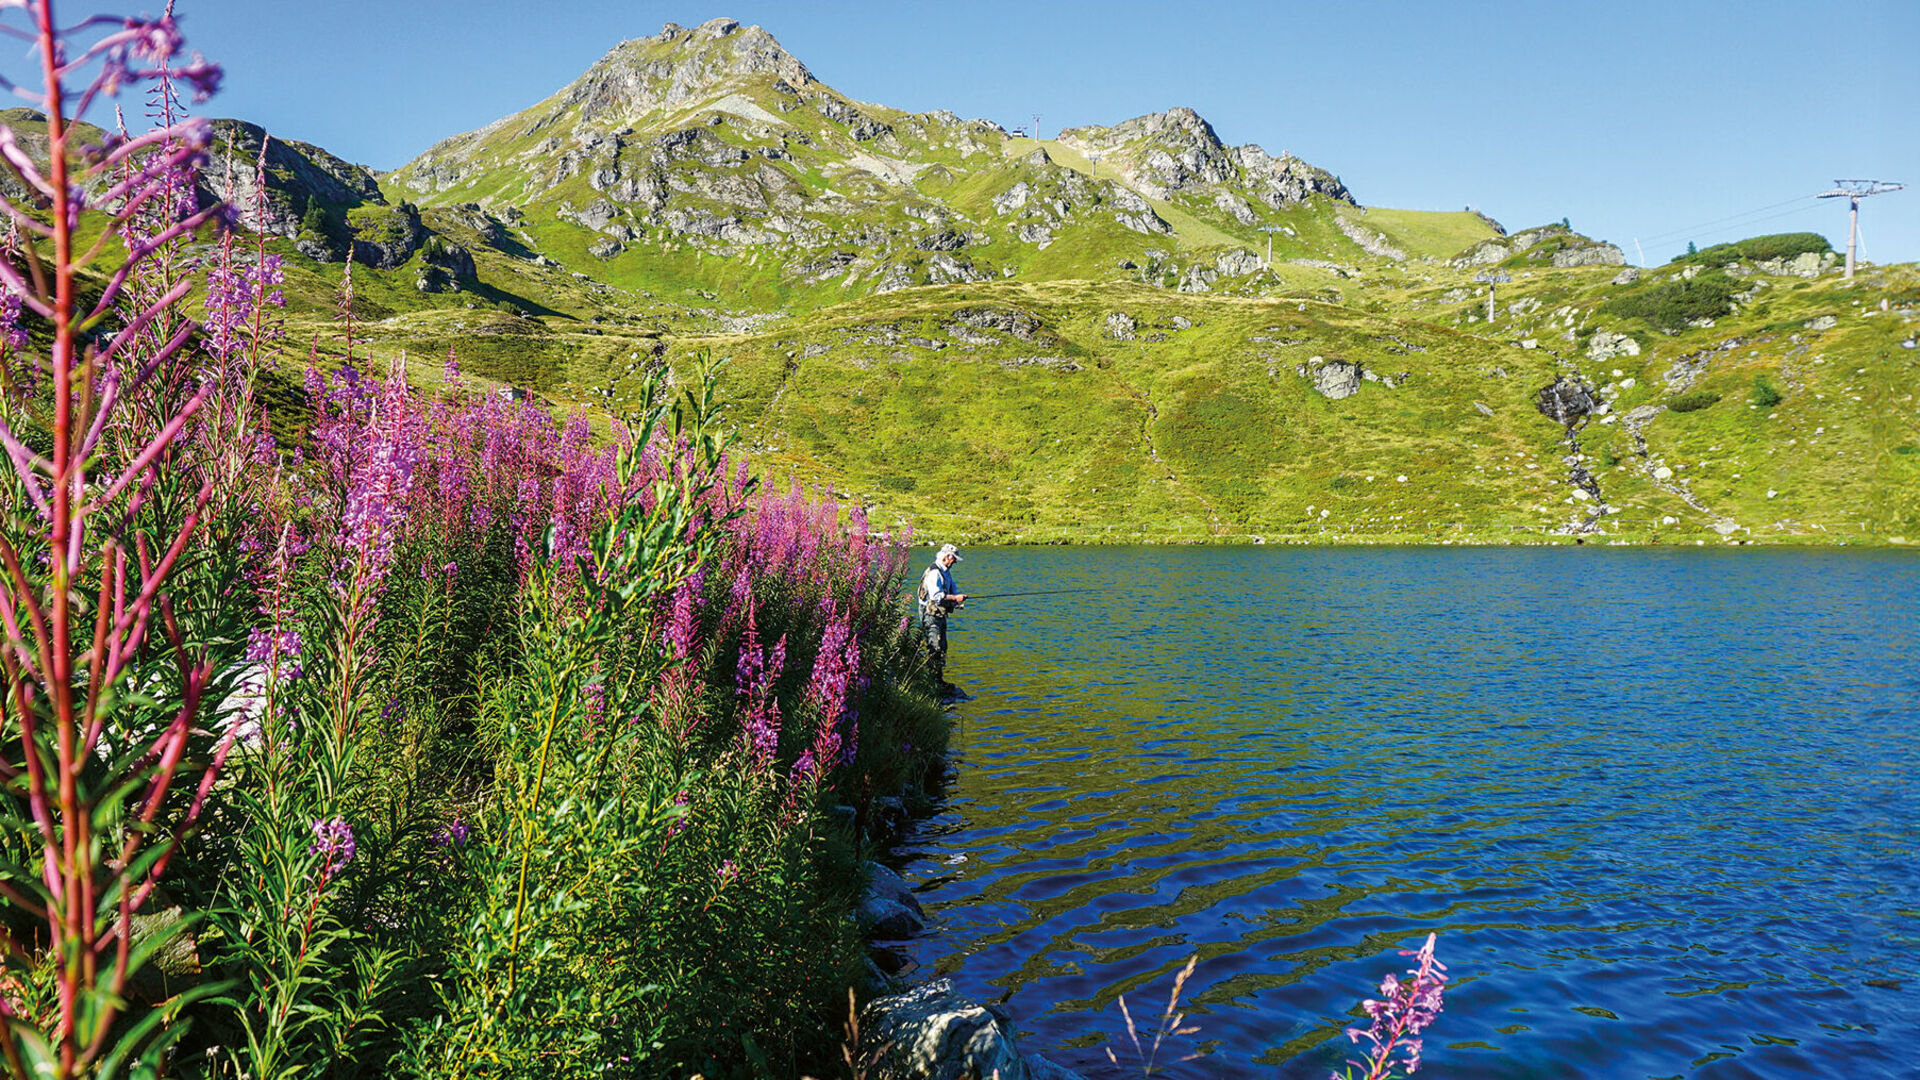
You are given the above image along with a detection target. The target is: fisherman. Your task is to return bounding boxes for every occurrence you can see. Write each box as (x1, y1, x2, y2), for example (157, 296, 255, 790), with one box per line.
(918, 543, 968, 696)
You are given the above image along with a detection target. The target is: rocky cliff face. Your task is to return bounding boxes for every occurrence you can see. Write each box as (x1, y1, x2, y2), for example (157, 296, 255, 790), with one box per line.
(394, 18, 820, 199)
(568, 19, 816, 124)
(373, 20, 1376, 299)
(201, 120, 383, 240)
(1057, 107, 1353, 208)
(1452, 223, 1623, 270)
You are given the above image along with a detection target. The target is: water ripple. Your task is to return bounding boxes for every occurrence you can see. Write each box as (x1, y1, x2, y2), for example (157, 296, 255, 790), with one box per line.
(893, 547, 1919, 1079)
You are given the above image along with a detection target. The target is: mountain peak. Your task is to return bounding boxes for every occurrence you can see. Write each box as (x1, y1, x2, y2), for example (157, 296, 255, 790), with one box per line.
(567, 19, 813, 124)
(1059, 107, 1353, 207)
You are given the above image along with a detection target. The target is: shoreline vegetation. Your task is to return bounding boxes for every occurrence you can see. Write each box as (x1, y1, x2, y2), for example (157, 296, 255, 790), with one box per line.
(0, 8, 948, 1077)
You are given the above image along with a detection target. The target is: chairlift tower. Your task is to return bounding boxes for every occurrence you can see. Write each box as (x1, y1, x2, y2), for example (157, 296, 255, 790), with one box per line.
(1260, 224, 1285, 269)
(1474, 270, 1511, 323)
(1818, 179, 1903, 279)
(1032, 113, 1043, 141)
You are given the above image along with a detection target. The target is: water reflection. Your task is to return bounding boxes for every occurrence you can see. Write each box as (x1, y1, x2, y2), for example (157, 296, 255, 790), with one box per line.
(893, 547, 1919, 1078)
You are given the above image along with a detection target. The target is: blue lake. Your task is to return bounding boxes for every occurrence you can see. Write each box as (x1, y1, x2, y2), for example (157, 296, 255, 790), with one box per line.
(891, 546, 1918, 1079)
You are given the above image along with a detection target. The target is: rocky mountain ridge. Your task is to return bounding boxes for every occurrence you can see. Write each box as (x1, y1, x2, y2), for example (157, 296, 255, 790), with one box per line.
(252, 17, 1503, 310)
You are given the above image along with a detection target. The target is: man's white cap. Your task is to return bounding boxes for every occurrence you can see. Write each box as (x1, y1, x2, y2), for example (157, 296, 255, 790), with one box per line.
(938, 543, 963, 562)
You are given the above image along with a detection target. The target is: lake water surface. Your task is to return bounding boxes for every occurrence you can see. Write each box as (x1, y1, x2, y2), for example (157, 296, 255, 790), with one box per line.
(891, 547, 1917, 1079)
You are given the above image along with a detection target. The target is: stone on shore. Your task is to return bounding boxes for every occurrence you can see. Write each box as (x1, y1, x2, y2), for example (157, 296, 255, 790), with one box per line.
(857, 979, 1088, 1080)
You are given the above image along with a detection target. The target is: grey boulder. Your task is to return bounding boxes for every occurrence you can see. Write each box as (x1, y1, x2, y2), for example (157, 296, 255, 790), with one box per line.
(857, 979, 1088, 1080)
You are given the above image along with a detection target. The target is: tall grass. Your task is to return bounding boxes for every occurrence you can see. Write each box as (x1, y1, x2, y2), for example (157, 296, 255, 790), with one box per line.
(0, 4, 944, 1077)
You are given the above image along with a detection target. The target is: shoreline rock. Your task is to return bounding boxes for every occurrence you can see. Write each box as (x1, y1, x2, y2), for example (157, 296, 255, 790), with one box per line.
(857, 979, 1089, 1080)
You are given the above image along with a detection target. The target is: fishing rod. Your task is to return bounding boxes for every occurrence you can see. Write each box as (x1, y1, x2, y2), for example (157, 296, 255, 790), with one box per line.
(957, 587, 1102, 600)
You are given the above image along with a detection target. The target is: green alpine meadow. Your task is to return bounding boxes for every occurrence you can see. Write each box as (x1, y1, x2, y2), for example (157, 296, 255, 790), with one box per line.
(186, 18, 1914, 547)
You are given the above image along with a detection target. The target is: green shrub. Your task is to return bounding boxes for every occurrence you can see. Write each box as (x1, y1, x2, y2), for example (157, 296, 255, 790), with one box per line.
(1668, 391, 1721, 413)
(349, 203, 418, 246)
(299, 201, 335, 240)
(1602, 271, 1740, 332)
(1750, 374, 1784, 408)
(1673, 232, 1832, 266)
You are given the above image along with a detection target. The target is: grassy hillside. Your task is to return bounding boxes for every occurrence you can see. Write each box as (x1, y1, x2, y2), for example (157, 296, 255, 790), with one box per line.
(233, 172, 1919, 549)
(147, 15, 1914, 549)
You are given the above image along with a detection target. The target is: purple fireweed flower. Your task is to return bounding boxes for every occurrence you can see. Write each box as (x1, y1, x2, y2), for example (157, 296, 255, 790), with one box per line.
(795, 607, 862, 784)
(728, 564, 753, 619)
(0, 288, 24, 352)
(666, 790, 692, 842)
(1340, 933, 1448, 1080)
(839, 716, 858, 767)
(734, 599, 786, 767)
(309, 817, 356, 867)
(805, 608, 859, 722)
(202, 247, 283, 364)
(244, 626, 302, 669)
(583, 680, 607, 731)
(666, 579, 698, 661)
(716, 859, 740, 886)
(432, 819, 470, 848)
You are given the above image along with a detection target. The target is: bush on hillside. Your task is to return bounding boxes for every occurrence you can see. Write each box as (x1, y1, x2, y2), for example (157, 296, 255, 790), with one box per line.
(1602, 270, 1741, 332)
(1668, 390, 1721, 413)
(1673, 232, 1832, 266)
(1751, 374, 1784, 408)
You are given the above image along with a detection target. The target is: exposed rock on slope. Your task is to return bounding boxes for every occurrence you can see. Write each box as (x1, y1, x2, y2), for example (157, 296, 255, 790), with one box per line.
(1452, 223, 1623, 270)
(201, 120, 383, 240)
(379, 21, 1366, 300)
(1057, 107, 1353, 208)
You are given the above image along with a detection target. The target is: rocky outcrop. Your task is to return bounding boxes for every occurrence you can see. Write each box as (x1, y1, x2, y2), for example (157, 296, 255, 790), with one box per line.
(857, 980, 1088, 1080)
(1552, 242, 1626, 267)
(1452, 224, 1624, 270)
(1109, 186, 1172, 234)
(568, 19, 814, 127)
(440, 202, 513, 248)
(1586, 330, 1640, 362)
(1216, 249, 1263, 276)
(1336, 216, 1407, 260)
(1451, 239, 1511, 268)
(200, 119, 384, 241)
(347, 203, 426, 270)
(414, 236, 477, 292)
(1758, 251, 1837, 278)
(949, 307, 1041, 341)
(1536, 376, 1598, 425)
(917, 228, 968, 252)
(1313, 359, 1363, 399)
(1178, 265, 1217, 293)
(1104, 312, 1137, 340)
(1056, 107, 1354, 208)
(814, 95, 890, 141)
(925, 253, 987, 285)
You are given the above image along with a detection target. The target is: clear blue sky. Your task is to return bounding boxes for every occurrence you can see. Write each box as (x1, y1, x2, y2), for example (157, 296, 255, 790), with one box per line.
(153, 0, 1918, 265)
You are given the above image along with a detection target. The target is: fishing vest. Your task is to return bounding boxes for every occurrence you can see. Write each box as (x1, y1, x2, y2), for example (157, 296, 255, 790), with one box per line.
(918, 564, 955, 617)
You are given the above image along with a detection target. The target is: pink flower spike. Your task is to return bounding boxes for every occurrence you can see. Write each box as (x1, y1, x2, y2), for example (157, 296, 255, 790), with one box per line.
(1342, 933, 1448, 1080)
